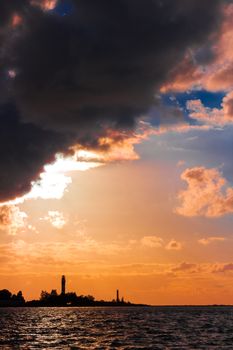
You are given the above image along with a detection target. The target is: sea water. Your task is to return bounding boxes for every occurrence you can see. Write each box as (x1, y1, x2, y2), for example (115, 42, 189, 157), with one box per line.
(0, 306, 233, 349)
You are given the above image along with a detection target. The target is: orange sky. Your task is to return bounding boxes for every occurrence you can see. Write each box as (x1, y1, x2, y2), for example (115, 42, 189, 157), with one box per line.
(1, 150, 233, 305)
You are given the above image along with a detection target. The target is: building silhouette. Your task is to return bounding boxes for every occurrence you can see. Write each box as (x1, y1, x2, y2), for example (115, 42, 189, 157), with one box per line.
(116, 289, 120, 303)
(0, 275, 138, 307)
(61, 275, 66, 295)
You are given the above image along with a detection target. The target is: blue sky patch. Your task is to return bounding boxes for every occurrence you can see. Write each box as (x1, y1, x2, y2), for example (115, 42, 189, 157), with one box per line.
(53, 0, 74, 16)
(162, 90, 225, 110)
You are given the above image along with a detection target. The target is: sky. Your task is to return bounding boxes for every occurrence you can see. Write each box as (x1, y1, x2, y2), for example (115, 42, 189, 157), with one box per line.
(1, 0, 233, 305)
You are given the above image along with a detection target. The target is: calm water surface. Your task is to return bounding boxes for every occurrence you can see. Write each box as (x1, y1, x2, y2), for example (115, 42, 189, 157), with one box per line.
(0, 306, 233, 349)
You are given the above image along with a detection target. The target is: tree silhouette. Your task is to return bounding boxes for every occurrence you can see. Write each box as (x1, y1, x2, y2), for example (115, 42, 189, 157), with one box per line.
(12, 291, 25, 305)
(0, 289, 12, 300)
(40, 290, 50, 301)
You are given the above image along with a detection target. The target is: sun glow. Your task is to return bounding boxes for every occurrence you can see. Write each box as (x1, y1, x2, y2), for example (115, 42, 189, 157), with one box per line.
(0, 128, 149, 207)
(46, 151, 102, 173)
(1, 151, 102, 206)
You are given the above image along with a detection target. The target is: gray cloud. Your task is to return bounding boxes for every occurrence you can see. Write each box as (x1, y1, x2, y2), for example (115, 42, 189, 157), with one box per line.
(0, 0, 226, 201)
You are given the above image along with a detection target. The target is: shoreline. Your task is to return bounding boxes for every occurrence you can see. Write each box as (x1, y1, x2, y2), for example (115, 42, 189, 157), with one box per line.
(0, 304, 233, 308)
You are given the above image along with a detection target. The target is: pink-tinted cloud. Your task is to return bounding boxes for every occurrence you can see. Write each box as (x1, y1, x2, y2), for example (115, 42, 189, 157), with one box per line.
(176, 166, 233, 217)
(30, 0, 57, 11)
(204, 4, 233, 92)
(164, 7, 233, 129)
(160, 54, 203, 93)
(187, 91, 233, 126)
(0, 206, 14, 227)
(0, 206, 28, 236)
(161, 4, 233, 93)
(11, 13, 22, 27)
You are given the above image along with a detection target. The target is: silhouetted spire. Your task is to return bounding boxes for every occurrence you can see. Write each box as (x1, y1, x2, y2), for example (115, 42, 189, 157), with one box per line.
(116, 289, 120, 303)
(61, 275, 66, 295)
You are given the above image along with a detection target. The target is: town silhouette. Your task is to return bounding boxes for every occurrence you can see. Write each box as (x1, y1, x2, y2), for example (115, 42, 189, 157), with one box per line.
(0, 275, 144, 307)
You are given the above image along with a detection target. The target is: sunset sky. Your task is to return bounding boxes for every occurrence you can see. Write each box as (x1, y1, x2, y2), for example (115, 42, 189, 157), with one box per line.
(1, 0, 233, 305)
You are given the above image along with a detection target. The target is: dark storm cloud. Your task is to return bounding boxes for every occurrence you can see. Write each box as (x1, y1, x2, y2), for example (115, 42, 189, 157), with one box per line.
(0, 104, 71, 202)
(0, 0, 227, 201)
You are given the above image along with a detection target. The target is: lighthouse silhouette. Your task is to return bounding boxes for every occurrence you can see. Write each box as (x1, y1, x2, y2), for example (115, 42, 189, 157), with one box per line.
(61, 275, 66, 295)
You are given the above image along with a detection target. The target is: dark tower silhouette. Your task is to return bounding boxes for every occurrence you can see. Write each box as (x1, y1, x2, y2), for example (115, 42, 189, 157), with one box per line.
(61, 275, 66, 295)
(116, 289, 120, 303)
